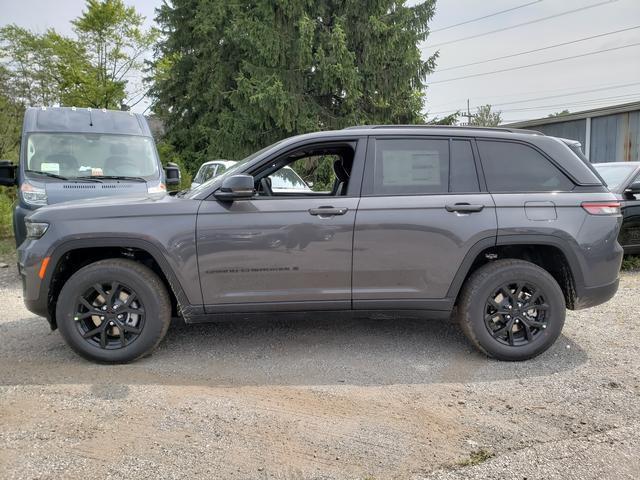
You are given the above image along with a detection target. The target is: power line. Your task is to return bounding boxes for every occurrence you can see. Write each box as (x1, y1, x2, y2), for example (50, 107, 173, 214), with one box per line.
(433, 93, 640, 119)
(437, 25, 640, 72)
(498, 93, 640, 113)
(429, 41, 640, 85)
(427, 81, 640, 115)
(428, 0, 619, 48)
(428, 80, 640, 110)
(431, 1, 544, 33)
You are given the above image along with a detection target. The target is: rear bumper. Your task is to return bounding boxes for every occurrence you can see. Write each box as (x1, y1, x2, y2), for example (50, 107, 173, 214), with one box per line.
(573, 277, 620, 310)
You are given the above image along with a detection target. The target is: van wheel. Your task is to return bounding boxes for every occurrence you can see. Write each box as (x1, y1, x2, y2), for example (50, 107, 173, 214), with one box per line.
(457, 259, 565, 361)
(56, 259, 171, 363)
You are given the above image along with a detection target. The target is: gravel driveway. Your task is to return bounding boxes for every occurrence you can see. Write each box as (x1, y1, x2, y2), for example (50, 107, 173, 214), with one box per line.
(0, 261, 638, 480)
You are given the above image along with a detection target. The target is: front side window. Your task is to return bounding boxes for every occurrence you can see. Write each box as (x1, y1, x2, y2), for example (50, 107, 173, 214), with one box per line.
(478, 140, 574, 192)
(255, 146, 355, 197)
(25, 133, 159, 179)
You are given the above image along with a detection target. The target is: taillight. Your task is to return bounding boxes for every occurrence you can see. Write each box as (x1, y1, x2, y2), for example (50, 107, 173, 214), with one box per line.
(581, 201, 621, 215)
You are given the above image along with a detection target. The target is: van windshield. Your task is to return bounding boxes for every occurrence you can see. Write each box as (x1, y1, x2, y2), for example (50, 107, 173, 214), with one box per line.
(24, 133, 160, 180)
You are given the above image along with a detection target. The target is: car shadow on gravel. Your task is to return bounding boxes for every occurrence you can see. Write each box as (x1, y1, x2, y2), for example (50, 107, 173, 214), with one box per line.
(0, 313, 587, 387)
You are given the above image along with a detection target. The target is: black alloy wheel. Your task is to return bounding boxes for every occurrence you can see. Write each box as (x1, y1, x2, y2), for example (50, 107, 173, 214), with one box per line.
(484, 282, 549, 347)
(74, 281, 146, 350)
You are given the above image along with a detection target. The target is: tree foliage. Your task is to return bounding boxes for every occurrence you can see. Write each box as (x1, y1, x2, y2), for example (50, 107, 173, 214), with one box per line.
(0, 0, 156, 110)
(151, 0, 438, 172)
(470, 104, 502, 127)
(548, 109, 570, 118)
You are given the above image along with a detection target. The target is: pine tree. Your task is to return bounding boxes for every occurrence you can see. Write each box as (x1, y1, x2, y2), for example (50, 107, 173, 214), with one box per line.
(151, 0, 437, 172)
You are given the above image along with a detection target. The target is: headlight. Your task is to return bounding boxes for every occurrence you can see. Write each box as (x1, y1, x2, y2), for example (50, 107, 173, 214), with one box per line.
(26, 222, 49, 239)
(147, 182, 167, 194)
(21, 181, 48, 206)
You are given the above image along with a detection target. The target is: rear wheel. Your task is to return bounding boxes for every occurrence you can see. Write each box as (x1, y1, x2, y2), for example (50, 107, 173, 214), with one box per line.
(56, 259, 171, 363)
(457, 259, 565, 361)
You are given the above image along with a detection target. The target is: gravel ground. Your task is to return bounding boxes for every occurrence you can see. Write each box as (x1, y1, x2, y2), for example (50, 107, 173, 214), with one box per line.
(0, 261, 638, 480)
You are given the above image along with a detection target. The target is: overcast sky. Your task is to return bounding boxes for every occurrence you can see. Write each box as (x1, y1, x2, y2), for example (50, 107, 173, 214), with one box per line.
(1, 0, 639, 123)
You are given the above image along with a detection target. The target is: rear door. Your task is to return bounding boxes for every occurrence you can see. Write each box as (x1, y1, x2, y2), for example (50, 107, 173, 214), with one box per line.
(352, 136, 498, 309)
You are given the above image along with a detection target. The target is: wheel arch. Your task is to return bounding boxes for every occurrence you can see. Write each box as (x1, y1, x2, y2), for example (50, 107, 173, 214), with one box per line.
(448, 235, 583, 310)
(44, 237, 199, 329)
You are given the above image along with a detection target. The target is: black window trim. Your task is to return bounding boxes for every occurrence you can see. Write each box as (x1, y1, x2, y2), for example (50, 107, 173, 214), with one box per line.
(475, 137, 578, 193)
(245, 138, 365, 200)
(361, 135, 486, 197)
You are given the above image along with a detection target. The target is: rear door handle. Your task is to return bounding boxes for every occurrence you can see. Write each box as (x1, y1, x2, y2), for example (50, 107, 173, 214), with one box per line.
(445, 203, 485, 213)
(308, 206, 348, 217)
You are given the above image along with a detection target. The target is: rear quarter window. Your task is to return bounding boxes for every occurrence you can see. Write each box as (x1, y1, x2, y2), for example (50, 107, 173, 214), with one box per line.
(478, 140, 574, 192)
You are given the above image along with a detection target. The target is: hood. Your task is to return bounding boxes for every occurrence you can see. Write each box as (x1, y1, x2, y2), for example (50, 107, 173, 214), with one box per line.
(29, 191, 200, 223)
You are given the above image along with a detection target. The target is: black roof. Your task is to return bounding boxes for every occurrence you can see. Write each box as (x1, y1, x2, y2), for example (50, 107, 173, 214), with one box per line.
(22, 106, 152, 136)
(343, 125, 543, 135)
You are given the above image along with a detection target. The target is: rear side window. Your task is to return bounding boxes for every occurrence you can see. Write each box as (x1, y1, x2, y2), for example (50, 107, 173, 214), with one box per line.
(368, 138, 481, 195)
(450, 140, 480, 192)
(478, 140, 574, 192)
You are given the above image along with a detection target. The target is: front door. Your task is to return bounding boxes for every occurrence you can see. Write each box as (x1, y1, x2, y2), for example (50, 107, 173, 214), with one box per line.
(196, 138, 365, 312)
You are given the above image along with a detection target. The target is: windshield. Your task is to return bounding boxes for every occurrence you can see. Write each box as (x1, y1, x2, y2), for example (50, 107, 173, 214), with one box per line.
(594, 164, 637, 191)
(194, 165, 216, 183)
(24, 133, 160, 179)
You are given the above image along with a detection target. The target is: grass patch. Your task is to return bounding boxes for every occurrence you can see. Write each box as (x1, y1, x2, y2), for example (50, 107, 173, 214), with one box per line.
(456, 448, 494, 467)
(0, 236, 16, 261)
(0, 186, 17, 240)
(622, 255, 640, 271)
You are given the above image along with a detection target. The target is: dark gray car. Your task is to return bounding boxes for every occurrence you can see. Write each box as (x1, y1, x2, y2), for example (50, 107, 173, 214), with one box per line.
(593, 162, 640, 254)
(16, 126, 623, 363)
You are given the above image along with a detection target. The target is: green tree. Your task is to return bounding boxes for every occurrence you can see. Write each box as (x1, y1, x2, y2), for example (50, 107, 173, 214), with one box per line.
(0, 26, 65, 106)
(71, 0, 158, 109)
(0, 66, 23, 160)
(548, 109, 570, 118)
(0, 1, 156, 110)
(470, 104, 502, 127)
(151, 0, 438, 173)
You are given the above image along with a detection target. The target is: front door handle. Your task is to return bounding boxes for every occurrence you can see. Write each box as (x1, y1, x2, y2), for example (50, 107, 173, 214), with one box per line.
(308, 206, 348, 217)
(445, 203, 485, 213)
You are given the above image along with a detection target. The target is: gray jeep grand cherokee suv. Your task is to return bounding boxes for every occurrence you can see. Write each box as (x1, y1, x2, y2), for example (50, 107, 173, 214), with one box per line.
(18, 126, 623, 363)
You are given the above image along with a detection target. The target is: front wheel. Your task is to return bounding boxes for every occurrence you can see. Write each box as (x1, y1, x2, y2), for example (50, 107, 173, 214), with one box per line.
(56, 259, 172, 363)
(457, 259, 566, 361)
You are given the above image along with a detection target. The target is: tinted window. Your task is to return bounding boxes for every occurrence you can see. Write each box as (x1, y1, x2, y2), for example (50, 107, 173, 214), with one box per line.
(450, 140, 479, 192)
(373, 139, 449, 194)
(478, 140, 573, 192)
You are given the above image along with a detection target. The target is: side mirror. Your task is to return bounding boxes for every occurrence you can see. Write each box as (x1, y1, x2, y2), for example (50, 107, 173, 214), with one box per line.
(214, 174, 255, 201)
(164, 162, 181, 186)
(625, 181, 640, 195)
(0, 160, 17, 187)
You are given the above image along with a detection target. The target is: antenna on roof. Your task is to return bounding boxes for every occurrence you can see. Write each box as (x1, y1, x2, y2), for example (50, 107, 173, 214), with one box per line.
(87, 107, 93, 126)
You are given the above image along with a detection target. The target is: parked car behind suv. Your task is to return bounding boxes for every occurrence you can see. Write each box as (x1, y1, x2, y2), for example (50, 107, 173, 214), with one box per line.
(17, 126, 623, 363)
(593, 162, 640, 254)
(192, 159, 314, 193)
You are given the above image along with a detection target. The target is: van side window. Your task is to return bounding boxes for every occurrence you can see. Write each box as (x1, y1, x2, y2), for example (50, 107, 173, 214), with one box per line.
(478, 140, 574, 192)
(372, 138, 449, 195)
(450, 140, 480, 192)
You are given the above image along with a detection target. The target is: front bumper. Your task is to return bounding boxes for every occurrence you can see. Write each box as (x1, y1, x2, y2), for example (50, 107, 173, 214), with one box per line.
(18, 238, 53, 323)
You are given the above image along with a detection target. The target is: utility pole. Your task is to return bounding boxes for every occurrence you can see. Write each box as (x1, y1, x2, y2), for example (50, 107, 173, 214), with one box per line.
(462, 99, 475, 125)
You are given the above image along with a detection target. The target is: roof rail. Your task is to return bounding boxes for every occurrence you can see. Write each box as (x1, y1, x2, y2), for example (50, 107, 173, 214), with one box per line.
(343, 125, 544, 135)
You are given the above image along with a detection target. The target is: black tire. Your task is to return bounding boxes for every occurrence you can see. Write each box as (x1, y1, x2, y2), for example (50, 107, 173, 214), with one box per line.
(56, 259, 172, 363)
(457, 259, 565, 361)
